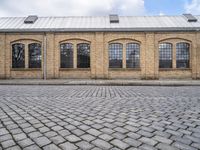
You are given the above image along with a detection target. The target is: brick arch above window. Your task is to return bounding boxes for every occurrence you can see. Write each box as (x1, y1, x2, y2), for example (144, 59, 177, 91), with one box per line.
(59, 38, 91, 44)
(108, 38, 141, 44)
(11, 39, 42, 45)
(158, 38, 192, 44)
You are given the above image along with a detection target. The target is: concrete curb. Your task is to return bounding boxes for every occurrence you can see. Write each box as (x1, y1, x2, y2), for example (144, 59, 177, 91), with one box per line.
(0, 80, 200, 86)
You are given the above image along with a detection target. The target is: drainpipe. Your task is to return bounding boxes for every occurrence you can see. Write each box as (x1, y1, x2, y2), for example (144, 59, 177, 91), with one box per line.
(43, 33, 47, 80)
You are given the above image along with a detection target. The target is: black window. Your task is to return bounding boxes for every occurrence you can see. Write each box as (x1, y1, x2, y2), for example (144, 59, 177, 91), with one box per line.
(159, 43, 172, 68)
(77, 43, 90, 68)
(109, 43, 123, 68)
(12, 43, 25, 68)
(29, 43, 42, 68)
(176, 42, 190, 68)
(60, 43, 73, 68)
(126, 43, 140, 68)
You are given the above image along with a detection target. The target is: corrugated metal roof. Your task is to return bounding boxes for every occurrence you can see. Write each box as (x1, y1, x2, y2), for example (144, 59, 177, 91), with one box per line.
(0, 15, 200, 32)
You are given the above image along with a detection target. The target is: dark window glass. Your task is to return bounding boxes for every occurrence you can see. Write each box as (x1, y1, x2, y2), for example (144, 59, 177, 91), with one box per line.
(159, 43, 172, 68)
(29, 43, 42, 68)
(12, 43, 25, 68)
(77, 43, 90, 68)
(60, 43, 73, 68)
(176, 42, 190, 68)
(126, 43, 140, 68)
(109, 43, 123, 68)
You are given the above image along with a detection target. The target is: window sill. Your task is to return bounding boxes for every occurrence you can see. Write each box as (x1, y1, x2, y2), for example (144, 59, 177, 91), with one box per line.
(11, 68, 42, 71)
(59, 68, 91, 71)
(159, 68, 191, 71)
(109, 68, 141, 71)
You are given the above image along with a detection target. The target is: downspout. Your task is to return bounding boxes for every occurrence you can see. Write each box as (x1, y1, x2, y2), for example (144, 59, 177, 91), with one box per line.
(43, 33, 47, 80)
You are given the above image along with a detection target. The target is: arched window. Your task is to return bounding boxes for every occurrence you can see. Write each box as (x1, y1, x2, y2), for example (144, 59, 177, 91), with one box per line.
(176, 42, 190, 68)
(126, 43, 140, 68)
(77, 43, 90, 68)
(12, 43, 25, 68)
(29, 43, 42, 68)
(159, 43, 173, 68)
(109, 43, 123, 68)
(60, 43, 73, 68)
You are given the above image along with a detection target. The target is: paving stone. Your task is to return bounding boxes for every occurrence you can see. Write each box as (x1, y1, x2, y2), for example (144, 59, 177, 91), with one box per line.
(156, 143, 179, 150)
(59, 142, 78, 150)
(127, 132, 141, 139)
(43, 144, 61, 150)
(110, 139, 129, 149)
(123, 137, 142, 147)
(65, 134, 81, 142)
(50, 135, 65, 144)
(153, 135, 172, 144)
(173, 142, 198, 150)
(1, 140, 16, 149)
(28, 131, 43, 139)
(92, 139, 113, 149)
(76, 141, 94, 150)
(33, 136, 51, 147)
(13, 133, 27, 141)
(23, 144, 42, 150)
(51, 126, 63, 131)
(139, 137, 158, 146)
(81, 134, 96, 142)
(139, 144, 158, 150)
(0, 134, 12, 142)
(99, 134, 114, 141)
(18, 138, 34, 148)
(87, 128, 102, 136)
(170, 135, 192, 145)
(5, 145, 21, 150)
(44, 131, 58, 138)
(137, 130, 154, 138)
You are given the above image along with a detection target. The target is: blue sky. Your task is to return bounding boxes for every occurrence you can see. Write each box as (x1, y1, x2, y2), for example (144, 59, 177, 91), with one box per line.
(145, 0, 188, 15)
(0, 0, 199, 17)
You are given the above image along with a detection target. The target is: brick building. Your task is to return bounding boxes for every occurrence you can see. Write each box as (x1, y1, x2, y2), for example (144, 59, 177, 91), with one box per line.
(0, 14, 200, 79)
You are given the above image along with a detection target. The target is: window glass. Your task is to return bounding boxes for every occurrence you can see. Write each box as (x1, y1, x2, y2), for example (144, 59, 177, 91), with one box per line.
(176, 42, 190, 68)
(109, 43, 123, 68)
(60, 43, 73, 68)
(29, 43, 42, 68)
(77, 43, 90, 68)
(159, 43, 173, 68)
(126, 43, 140, 68)
(12, 43, 25, 68)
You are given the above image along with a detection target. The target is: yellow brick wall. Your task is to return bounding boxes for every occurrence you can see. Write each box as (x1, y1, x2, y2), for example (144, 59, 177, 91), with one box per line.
(0, 31, 199, 79)
(0, 34, 5, 78)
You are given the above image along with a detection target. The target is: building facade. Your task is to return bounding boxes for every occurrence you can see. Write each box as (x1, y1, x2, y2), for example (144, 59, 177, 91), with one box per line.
(0, 15, 200, 79)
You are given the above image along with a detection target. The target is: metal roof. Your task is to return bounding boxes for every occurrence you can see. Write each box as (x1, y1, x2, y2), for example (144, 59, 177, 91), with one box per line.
(0, 15, 200, 32)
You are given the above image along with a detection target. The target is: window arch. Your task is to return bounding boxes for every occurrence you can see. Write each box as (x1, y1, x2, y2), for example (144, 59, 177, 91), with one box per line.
(159, 43, 173, 68)
(109, 43, 123, 68)
(60, 43, 73, 68)
(12, 43, 25, 68)
(28, 43, 42, 68)
(126, 43, 140, 68)
(77, 43, 90, 68)
(176, 42, 190, 68)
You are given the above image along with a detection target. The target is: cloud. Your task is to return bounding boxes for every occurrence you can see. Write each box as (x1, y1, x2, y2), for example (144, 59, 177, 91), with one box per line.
(185, 0, 200, 14)
(0, 0, 145, 17)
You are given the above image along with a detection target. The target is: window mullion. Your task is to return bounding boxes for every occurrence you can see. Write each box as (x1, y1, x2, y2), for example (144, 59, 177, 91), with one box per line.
(123, 43, 126, 69)
(25, 43, 29, 68)
(74, 43, 77, 68)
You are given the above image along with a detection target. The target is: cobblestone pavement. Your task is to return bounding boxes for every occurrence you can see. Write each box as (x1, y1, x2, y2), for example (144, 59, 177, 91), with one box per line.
(0, 86, 200, 150)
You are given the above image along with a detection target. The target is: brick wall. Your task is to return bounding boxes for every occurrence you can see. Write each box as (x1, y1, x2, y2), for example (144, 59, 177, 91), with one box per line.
(0, 31, 199, 79)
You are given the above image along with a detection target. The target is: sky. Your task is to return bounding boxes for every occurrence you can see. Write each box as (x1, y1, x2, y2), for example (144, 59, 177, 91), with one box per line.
(0, 0, 199, 17)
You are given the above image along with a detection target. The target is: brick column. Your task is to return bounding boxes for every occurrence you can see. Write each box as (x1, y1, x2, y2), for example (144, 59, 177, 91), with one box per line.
(46, 33, 55, 79)
(145, 33, 157, 79)
(197, 32, 200, 79)
(94, 32, 104, 78)
(0, 34, 6, 78)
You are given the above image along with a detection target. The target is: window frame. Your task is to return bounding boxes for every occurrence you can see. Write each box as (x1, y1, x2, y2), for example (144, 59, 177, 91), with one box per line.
(12, 43, 25, 68)
(176, 42, 190, 69)
(77, 43, 90, 68)
(109, 43, 123, 68)
(60, 43, 74, 68)
(126, 43, 140, 68)
(28, 43, 42, 68)
(159, 42, 173, 69)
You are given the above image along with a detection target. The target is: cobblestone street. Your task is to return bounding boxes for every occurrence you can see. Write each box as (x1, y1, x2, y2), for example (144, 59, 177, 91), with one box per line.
(0, 85, 200, 150)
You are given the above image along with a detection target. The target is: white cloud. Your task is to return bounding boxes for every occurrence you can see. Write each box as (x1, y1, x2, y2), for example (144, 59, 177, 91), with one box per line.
(0, 0, 145, 17)
(185, 0, 200, 14)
